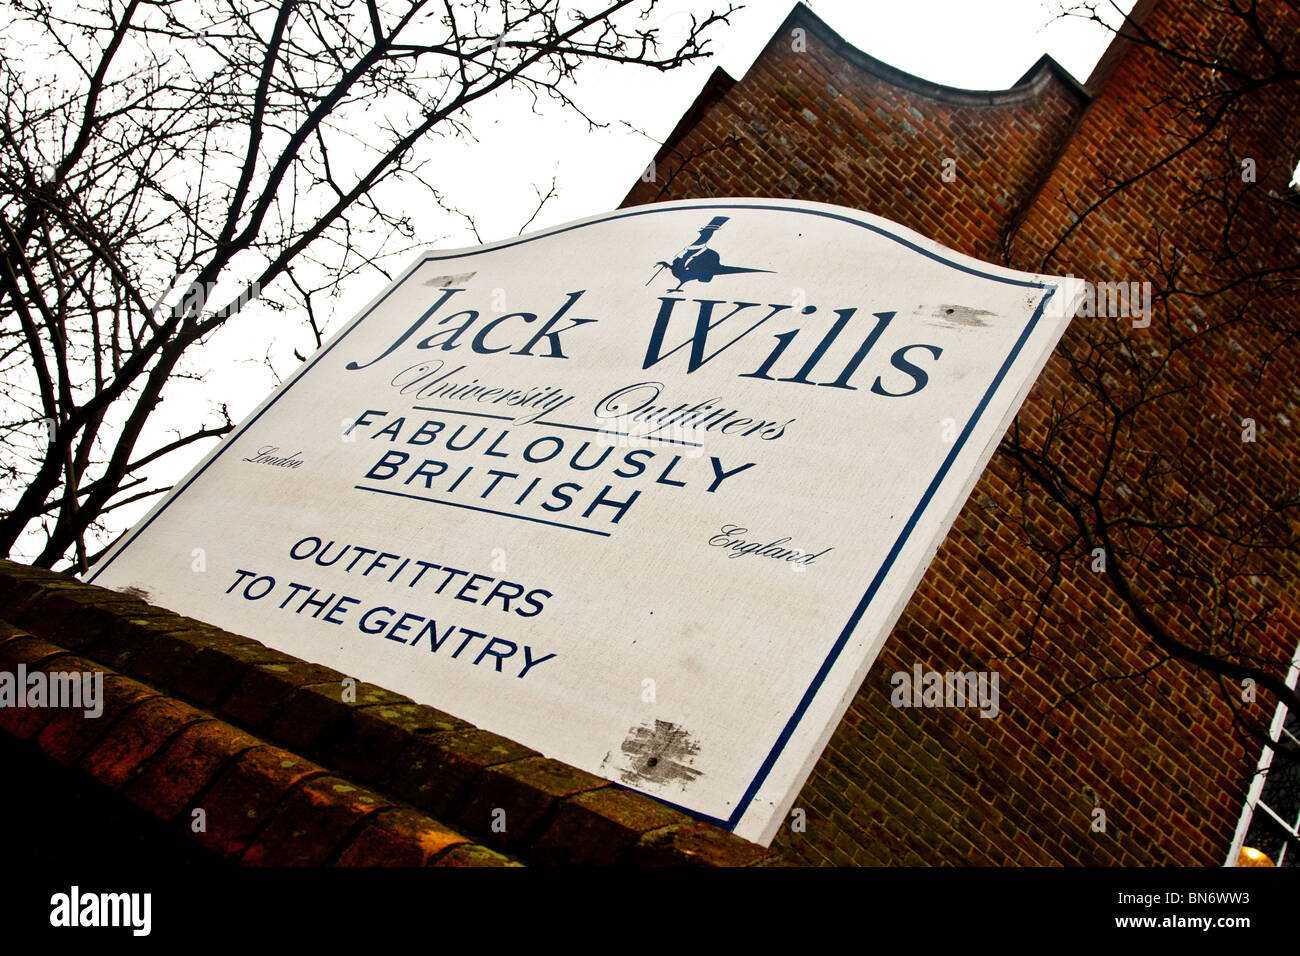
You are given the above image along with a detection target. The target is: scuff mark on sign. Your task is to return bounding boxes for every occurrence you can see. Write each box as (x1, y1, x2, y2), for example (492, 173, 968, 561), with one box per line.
(607, 719, 702, 789)
(423, 271, 477, 287)
(117, 585, 150, 601)
(924, 303, 995, 327)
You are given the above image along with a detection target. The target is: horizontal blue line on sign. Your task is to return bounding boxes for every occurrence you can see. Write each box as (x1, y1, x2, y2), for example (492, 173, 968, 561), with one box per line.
(410, 406, 704, 448)
(411, 406, 515, 421)
(353, 484, 612, 537)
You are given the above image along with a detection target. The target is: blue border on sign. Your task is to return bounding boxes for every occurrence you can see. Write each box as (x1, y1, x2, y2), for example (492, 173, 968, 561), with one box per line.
(88, 202, 1059, 833)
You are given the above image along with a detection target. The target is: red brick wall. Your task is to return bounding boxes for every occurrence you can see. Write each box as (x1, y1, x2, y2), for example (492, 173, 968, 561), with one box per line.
(624, 1, 1300, 865)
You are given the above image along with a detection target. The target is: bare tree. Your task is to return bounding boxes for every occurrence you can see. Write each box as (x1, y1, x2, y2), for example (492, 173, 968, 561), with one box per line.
(0, 0, 735, 571)
(1000, 0, 1300, 760)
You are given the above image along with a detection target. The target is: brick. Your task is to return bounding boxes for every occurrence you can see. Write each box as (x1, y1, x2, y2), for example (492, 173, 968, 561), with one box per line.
(241, 775, 391, 866)
(390, 728, 536, 817)
(632, 823, 777, 867)
(49, 597, 160, 652)
(0, 558, 70, 589)
(0, 576, 86, 621)
(188, 746, 324, 858)
(335, 807, 468, 867)
(124, 625, 252, 687)
(172, 642, 298, 706)
(430, 843, 523, 867)
(35, 672, 158, 766)
(0, 645, 82, 739)
(79, 695, 209, 789)
(218, 661, 347, 729)
(0, 635, 69, 667)
(264, 682, 354, 753)
(12, 584, 154, 649)
(125, 719, 261, 820)
(455, 757, 608, 848)
(266, 680, 406, 757)
(325, 701, 465, 783)
(81, 612, 195, 670)
(533, 787, 691, 866)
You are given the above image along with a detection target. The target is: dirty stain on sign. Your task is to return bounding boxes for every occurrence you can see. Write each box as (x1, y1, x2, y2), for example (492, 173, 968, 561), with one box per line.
(607, 719, 703, 788)
(927, 303, 995, 327)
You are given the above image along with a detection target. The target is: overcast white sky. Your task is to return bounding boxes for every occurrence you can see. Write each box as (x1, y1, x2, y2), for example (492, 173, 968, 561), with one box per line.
(57, 0, 1143, 564)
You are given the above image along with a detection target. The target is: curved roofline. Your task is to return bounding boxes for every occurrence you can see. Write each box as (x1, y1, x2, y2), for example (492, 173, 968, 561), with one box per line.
(621, 2, 1095, 207)
(781, 2, 1090, 107)
(1083, 0, 1160, 92)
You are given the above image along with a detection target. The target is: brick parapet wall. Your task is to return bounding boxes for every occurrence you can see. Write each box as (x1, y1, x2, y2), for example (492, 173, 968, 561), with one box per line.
(0, 559, 783, 867)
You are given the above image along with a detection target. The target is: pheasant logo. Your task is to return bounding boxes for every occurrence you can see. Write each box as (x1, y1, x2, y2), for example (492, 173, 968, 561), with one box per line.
(647, 215, 772, 292)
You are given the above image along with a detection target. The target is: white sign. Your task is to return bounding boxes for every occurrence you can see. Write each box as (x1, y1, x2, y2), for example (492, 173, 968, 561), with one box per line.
(88, 199, 1083, 844)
